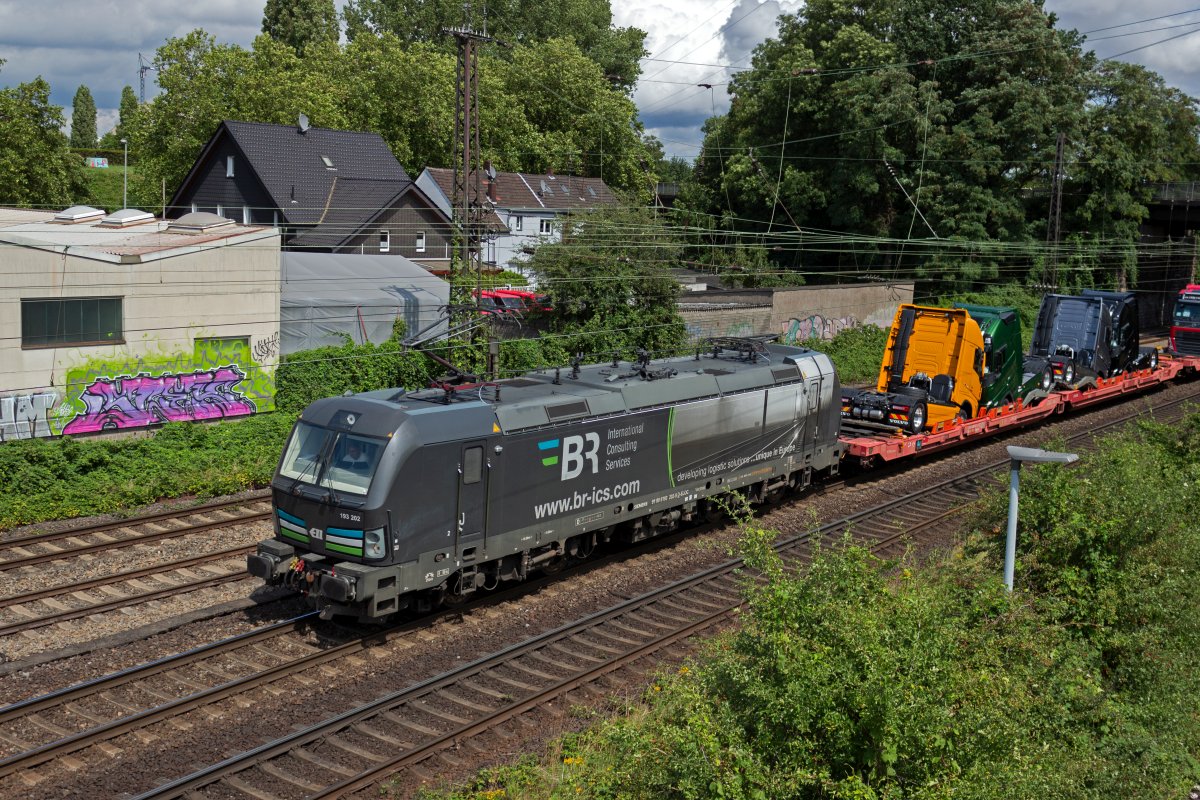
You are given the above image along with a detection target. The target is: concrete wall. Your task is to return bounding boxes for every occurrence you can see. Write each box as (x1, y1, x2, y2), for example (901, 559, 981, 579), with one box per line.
(1, 227, 280, 441)
(677, 282, 914, 344)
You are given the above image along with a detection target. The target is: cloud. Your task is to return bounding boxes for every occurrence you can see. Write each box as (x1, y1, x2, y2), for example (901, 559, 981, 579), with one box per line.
(719, 0, 798, 66)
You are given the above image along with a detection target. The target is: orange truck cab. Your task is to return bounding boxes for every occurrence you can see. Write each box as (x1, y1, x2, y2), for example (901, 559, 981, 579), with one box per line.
(841, 305, 985, 434)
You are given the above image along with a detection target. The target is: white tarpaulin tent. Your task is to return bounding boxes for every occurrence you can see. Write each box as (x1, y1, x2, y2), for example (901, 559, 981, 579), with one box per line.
(281, 252, 448, 354)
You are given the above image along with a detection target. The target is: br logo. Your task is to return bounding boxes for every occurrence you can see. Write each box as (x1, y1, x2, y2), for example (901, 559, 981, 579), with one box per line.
(537, 433, 599, 480)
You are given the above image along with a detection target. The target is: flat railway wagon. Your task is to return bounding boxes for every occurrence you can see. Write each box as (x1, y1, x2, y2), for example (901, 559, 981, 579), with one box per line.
(248, 340, 842, 620)
(840, 353, 1200, 466)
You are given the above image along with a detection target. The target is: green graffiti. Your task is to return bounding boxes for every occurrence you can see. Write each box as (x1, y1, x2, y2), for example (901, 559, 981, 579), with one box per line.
(49, 336, 276, 434)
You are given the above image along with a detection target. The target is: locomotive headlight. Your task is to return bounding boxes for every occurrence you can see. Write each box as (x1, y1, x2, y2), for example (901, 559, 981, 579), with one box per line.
(364, 527, 386, 559)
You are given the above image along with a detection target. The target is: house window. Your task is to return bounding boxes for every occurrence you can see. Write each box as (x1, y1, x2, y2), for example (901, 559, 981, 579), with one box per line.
(539, 218, 553, 235)
(512, 215, 523, 231)
(226, 155, 235, 178)
(191, 203, 198, 213)
(415, 231, 426, 253)
(380, 230, 390, 253)
(21, 297, 123, 348)
(243, 206, 251, 225)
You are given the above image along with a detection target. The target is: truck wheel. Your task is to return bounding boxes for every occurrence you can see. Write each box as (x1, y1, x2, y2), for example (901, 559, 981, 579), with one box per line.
(907, 402, 927, 434)
(1062, 362, 1075, 385)
(1039, 365, 1053, 392)
(1149, 351, 1158, 370)
(957, 403, 972, 420)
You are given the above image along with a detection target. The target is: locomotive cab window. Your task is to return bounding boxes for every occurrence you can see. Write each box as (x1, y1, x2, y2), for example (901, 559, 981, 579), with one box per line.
(463, 446, 483, 484)
(279, 421, 384, 496)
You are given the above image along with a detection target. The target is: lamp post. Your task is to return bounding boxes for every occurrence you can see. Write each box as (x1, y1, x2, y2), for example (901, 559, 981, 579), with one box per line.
(119, 138, 128, 209)
(1003, 445, 1078, 591)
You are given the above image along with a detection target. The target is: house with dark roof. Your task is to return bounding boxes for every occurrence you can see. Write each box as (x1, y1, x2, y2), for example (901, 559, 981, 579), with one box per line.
(416, 167, 618, 273)
(167, 120, 453, 270)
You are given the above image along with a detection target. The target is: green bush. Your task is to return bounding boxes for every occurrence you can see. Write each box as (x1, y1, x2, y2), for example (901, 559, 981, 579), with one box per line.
(274, 338, 434, 412)
(0, 412, 295, 529)
(418, 414, 1200, 800)
(802, 323, 888, 385)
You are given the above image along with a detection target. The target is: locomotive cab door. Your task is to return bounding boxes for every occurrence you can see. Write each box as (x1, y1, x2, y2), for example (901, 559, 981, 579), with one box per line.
(456, 442, 489, 560)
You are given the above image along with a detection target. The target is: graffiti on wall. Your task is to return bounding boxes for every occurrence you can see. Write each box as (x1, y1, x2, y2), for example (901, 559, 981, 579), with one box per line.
(61, 366, 257, 434)
(2, 336, 277, 443)
(253, 333, 279, 362)
(0, 392, 59, 441)
(781, 314, 860, 343)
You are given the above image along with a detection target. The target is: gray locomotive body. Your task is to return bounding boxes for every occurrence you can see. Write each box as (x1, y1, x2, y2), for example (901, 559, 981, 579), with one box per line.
(248, 342, 842, 620)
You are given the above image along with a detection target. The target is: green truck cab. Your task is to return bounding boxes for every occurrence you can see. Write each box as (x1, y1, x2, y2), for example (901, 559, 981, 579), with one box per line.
(955, 303, 1053, 409)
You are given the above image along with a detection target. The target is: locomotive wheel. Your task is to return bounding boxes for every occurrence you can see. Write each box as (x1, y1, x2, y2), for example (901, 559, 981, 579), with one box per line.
(907, 402, 927, 434)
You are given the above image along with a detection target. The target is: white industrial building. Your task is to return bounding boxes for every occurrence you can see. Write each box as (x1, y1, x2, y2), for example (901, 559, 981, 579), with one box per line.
(0, 207, 280, 441)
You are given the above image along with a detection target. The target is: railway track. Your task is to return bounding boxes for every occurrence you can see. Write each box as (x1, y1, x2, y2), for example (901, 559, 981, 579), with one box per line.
(0, 494, 272, 573)
(0, 545, 256, 637)
(3, 384, 1187, 799)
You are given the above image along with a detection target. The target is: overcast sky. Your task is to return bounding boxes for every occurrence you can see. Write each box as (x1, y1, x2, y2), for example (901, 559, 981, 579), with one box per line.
(2, 0, 1199, 160)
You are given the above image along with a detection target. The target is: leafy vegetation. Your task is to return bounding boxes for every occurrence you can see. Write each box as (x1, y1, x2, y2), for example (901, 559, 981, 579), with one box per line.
(527, 204, 688, 359)
(262, 0, 339, 54)
(0, 412, 296, 530)
(69, 85, 96, 149)
(681, 0, 1200, 293)
(798, 324, 888, 385)
(0, 61, 88, 208)
(415, 413, 1200, 799)
(81, 164, 129, 211)
(123, 25, 652, 208)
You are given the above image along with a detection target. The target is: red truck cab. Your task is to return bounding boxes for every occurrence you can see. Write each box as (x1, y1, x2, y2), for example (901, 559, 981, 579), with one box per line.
(1170, 284, 1200, 356)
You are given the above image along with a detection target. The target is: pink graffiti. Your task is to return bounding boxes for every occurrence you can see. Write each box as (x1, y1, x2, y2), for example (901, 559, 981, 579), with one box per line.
(62, 366, 256, 435)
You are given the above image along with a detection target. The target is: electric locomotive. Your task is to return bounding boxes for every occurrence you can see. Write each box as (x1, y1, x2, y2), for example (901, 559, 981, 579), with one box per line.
(247, 339, 842, 620)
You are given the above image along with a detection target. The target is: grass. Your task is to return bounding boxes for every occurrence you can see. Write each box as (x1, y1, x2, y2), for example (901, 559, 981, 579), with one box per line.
(82, 164, 131, 211)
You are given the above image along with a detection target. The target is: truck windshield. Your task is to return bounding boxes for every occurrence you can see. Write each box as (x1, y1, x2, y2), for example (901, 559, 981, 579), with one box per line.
(1173, 301, 1200, 325)
(278, 421, 384, 496)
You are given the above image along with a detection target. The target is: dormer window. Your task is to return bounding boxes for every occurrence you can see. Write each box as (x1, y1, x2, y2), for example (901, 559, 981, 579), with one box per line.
(321, 156, 335, 170)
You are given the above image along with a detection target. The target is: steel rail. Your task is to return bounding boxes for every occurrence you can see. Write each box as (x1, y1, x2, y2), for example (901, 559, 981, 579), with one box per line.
(0, 507, 271, 571)
(0, 544, 255, 612)
(0, 493, 270, 550)
(132, 386, 1200, 799)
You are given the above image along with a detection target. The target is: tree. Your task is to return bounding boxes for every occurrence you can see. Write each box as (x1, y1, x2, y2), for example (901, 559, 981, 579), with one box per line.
(343, 0, 647, 90)
(99, 85, 140, 149)
(687, 0, 1093, 290)
(1064, 62, 1200, 289)
(526, 204, 686, 357)
(262, 0, 339, 53)
(130, 30, 347, 204)
(70, 85, 96, 149)
(0, 66, 88, 207)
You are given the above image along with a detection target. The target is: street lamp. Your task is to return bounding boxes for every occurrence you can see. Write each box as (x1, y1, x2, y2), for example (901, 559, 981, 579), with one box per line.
(1003, 445, 1078, 591)
(119, 138, 128, 209)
